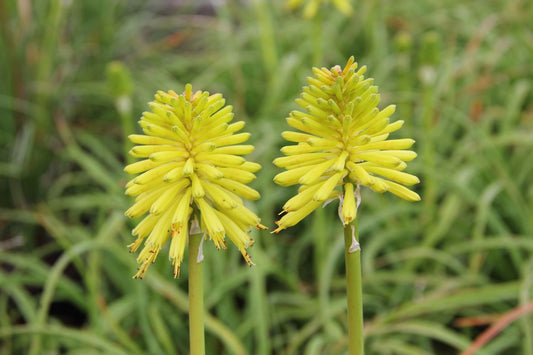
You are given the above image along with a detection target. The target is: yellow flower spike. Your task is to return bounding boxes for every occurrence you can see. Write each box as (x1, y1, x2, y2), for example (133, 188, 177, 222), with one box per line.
(275, 59, 421, 355)
(274, 57, 420, 233)
(125, 85, 264, 279)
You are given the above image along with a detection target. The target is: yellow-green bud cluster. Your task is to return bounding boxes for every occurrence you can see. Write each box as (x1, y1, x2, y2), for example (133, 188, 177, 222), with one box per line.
(286, 0, 353, 19)
(124, 84, 265, 279)
(273, 57, 420, 233)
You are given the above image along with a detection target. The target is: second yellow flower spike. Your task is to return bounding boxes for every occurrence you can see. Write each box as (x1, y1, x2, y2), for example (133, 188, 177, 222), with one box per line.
(273, 57, 420, 233)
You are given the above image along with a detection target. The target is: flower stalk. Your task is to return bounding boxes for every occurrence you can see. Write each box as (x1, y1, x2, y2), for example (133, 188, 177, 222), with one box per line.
(188, 232, 205, 355)
(344, 220, 364, 355)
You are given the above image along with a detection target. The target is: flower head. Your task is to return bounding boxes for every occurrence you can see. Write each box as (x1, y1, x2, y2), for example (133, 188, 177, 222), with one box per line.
(273, 57, 420, 233)
(286, 0, 353, 18)
(125, 84, 266, 279)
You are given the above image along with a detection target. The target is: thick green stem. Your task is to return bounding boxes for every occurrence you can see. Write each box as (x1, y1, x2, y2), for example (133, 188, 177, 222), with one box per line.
(344, 221, 364, 355)
(189, 233, 205, 355)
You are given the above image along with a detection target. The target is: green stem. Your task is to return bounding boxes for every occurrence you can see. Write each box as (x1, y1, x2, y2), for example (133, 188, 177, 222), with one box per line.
(253, 0, 278, 78)
(344, 221, 364, 355)
(311, 9, 323, 67)
(189, 233, 205, 355)
(117, 98, 134, 165)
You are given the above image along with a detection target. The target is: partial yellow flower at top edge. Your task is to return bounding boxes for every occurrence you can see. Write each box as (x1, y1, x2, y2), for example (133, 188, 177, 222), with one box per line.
(124, 84, 266, 279)
(273, 57, 420, 233)
(286, 0, 353, 19)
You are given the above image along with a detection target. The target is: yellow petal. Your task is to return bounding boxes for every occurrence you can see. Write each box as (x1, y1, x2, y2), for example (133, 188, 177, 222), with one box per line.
(217, 168, 256, 183)
(195, 198, 225, 249)
(364, 166, 420, 186)
(214, 145, 255, 155)
(211, 132, 251, 147)
(355, 139, 415, 151)
(134, 162, 181, 184)
(124, 159, 160, 174)
(216, 178, 260, 200)
(171, 188, 193, 228)
(274, 165, 315, 187)
(163, 166, 185, 182)
(331, 151, 349, 171)
(281, 131, 314, 143)
(384, 180, 421, 201)
(273, 152, 333, 168)
(280, 143, 323, 155)
(381, 150, 418, 162)
(239, 162, 261, 172)
(196, 153, 245, 167)
(347, 161, 375, 186)
(299, 159, 336, 185)
(282, 182, 322, 212)
(223, 204, 262, 228)
(341, 183, 356, 225)
(274, 200, 322, 233)
(128, 134, 177, 146)
(149, 150, 188, 163)
(150, 181, 189, 215)
(352, 151, 402, 168)
(196, 163, 224, 180)
(183, 157, 195, 176)
(313, 171, 344, 202)
(201, 180, 239, 209)
(190, 173, 205, 199)
(125, 184, 167, 218)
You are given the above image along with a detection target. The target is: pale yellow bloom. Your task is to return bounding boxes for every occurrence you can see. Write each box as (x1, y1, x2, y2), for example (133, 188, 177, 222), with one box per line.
(286, 0, 353, 18)
(125, 85, 265, 279)
(274, 57, 420, 233)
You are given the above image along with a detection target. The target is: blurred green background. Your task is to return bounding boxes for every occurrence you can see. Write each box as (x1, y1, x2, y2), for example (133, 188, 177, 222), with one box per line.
(1, 0, 533, 354)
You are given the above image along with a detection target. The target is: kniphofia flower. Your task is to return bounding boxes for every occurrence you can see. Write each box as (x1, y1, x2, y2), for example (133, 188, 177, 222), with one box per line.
(286, 0, 353, 18)
(124, 84, 265, 279)
(274, 57, 420, 233)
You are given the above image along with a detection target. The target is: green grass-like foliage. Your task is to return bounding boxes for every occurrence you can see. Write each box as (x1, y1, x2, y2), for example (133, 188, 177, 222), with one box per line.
(1, 0, 532, 354)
